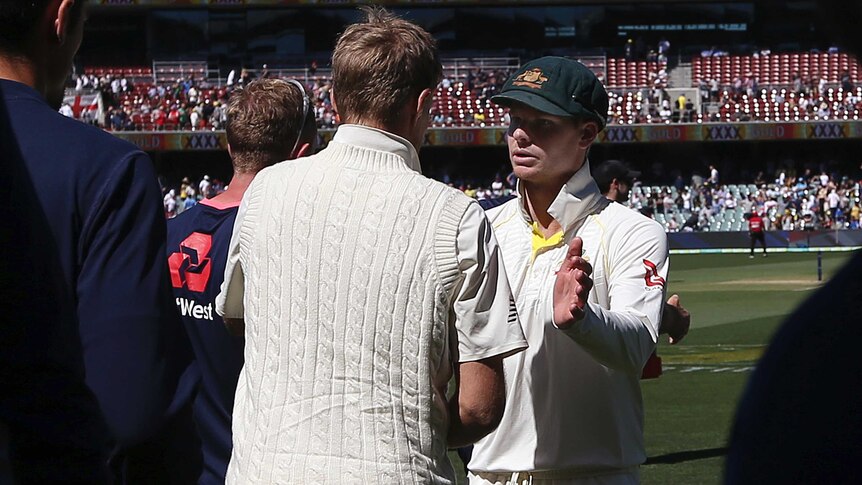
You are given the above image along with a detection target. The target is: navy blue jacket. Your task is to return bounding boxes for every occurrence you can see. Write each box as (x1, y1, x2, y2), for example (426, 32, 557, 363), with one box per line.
(167, 201, 244, 484)
(478, 194, 516, 211)
(0, 79, 191, 483)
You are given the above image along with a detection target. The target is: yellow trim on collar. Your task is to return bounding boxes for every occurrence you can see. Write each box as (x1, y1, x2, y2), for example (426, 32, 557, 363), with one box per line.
(531, 222, 564, 262)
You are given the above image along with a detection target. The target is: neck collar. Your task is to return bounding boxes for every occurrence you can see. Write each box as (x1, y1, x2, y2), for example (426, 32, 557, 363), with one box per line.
(331, 124, 422, 174)
(0, 78, 45, 104)
(517, 160, 609, 234)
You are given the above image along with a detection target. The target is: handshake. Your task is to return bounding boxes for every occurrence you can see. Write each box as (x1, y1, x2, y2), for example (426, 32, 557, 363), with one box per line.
(553, 237, 690, 343)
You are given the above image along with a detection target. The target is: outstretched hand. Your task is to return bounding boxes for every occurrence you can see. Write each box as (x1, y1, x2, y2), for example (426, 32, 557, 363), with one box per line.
(661, 294, 691, 344)
(553, 237, 593, 330)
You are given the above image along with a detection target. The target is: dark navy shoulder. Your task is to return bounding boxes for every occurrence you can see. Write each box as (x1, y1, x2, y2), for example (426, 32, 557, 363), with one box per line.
(51, 105, 144, 164)
(479, 195, 517, 211)
(2, 80, 144, 170)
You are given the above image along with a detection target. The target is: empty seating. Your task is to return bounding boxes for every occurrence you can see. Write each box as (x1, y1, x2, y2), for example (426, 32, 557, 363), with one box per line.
(693, 52, 860, 88)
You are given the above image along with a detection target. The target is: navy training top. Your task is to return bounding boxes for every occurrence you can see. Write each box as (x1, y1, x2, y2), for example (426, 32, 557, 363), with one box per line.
(167, 200, 244, 484)
(0, 79, 192, 483)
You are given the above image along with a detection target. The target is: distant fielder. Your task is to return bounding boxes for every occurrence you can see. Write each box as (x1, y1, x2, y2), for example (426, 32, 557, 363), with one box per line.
(747, 210, 767, 258)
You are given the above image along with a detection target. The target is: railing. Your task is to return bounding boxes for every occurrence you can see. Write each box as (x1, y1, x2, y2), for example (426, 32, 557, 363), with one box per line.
(152, 61, 210, 84)
(222, 57, 522, 86)
(440, 57, 520, 80)
(575, 55, 607, 74)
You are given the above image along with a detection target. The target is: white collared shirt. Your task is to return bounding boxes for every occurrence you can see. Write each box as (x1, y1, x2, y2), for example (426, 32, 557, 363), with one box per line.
(470, 161, 669, 477)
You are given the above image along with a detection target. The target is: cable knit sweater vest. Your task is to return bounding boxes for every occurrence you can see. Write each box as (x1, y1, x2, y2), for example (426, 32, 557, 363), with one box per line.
(227, 130, 471, 484)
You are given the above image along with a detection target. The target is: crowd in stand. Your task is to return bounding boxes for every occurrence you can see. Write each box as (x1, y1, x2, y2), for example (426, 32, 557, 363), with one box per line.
(625, 168, 862, 232)
(108, 56, 859, 233)
(165, 167, 861, 233)
(65, 72, 229, 131)
(704, 80, 861, 123)
(68, 50, 860, 130)
(65, 70, 339, 131)
(70, 76, 859, 130)
(67, 63, 521, 132)
(162, 175, 227, 218)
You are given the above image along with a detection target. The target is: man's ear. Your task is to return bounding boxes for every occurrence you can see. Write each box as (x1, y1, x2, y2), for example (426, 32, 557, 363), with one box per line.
(54, 0, 77, 45)
(415, 88, 434, 120)
(293, 142, 312, 159)
(330, 87, 341, 124)
(227, 143, 233, 160)
(579, 121, 600, 148)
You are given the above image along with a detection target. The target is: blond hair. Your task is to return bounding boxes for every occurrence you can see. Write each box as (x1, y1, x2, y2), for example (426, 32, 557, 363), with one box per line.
(225, 78, 313, 173)
(331, 6, 441, 128)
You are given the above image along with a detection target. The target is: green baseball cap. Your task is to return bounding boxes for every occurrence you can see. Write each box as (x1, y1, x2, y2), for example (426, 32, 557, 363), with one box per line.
(492, 56, 609, 129)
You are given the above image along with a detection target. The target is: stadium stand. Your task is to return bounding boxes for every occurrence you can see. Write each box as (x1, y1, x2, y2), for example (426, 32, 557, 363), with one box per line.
(83, 65, 153, 79)
(623, 173, 861, 233)
(66, 52, 861, 130)
(65, 56, 679, 130)
(165, 164, 861, 233)
(605, 58, 668, 89)
(692, 52, 860, 87)
(710, 86, 862, 122)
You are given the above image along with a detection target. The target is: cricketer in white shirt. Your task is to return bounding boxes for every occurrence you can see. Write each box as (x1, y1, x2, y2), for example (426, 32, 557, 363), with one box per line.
(468, 56, 669, 484)
(469, 161, 668, 484)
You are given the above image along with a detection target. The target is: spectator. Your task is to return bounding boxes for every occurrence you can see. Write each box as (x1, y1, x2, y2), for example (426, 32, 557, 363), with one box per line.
(59, 102, 73, 117)
(850, 203, 861, 228)
(432, 110, 445, 125)
(709, 164, 720, 185)
(828, 189, 841, 219)
(164, 189, 177, 218)
(841, 70, 854, 92)
(658, 37, 670, 62)
(663, 191, 675, 214)
(198, 175, 211, 199)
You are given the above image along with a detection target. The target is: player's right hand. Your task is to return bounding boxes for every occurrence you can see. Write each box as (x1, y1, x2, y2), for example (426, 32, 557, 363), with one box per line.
(553, 237, 593, 329)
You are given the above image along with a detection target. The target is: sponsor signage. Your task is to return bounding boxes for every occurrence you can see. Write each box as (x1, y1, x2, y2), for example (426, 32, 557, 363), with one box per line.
(112, 120, 862, 151)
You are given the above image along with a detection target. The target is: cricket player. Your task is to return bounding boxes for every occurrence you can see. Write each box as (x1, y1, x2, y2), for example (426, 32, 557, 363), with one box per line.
(469, 57, 669, 484)
(167, 78, 317, 483)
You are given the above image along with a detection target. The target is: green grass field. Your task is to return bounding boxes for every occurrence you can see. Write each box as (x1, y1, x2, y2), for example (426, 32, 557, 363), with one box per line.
(451, 250, 858, 484)
(642, 251, 854, 484)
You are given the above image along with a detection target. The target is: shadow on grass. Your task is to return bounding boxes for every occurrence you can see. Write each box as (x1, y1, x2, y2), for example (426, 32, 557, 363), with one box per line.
(645, 447, 727, 465)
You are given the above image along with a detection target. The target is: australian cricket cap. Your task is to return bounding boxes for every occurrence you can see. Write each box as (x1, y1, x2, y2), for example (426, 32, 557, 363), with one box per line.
(492, 56, 609, 130)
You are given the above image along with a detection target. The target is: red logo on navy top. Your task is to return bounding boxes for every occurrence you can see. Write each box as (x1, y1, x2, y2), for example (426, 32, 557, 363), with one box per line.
(168, 232, 212, 292)
(643, 259, 665, 287)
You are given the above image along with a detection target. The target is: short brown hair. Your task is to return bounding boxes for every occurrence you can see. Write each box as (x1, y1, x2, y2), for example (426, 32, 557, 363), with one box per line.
(331, 6, 442, 127)
(225, 78, 313, 173)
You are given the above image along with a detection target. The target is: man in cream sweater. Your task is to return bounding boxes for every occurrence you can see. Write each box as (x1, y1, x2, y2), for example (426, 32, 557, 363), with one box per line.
(215, 8, 591, 484)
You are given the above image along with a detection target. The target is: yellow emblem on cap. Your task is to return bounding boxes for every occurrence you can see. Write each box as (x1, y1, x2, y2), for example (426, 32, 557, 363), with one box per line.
(512, 68, 549, 89)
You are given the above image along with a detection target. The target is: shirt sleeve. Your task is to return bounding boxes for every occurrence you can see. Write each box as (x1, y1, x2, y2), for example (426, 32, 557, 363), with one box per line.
(452, 202, 527, 363)
(215, 181, 253, 320)
(77, 151, 193, 447)
(555, 218, 668, 374)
